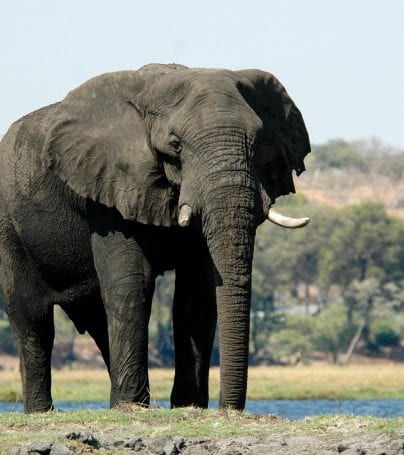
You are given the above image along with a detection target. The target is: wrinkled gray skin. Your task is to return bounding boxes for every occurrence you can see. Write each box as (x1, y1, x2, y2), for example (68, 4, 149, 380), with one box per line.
(0, 64, 310, 412)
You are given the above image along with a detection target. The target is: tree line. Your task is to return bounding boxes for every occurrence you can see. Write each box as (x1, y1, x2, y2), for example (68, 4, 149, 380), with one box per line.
(249, 200, 404, 364)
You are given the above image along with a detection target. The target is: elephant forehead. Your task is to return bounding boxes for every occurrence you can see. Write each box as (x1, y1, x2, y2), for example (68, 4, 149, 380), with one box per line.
(150, 69, 240, 102)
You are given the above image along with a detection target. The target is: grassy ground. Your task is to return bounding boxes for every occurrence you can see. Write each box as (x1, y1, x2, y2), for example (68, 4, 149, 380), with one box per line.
(1, 365, 403, 453)
(1, 364, 404, 402)
(0, 408, 402, 453)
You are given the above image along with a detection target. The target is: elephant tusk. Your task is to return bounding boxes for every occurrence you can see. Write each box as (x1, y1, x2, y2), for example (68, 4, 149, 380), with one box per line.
(267, 208, 310, 229)
(178, 204, 193, 227)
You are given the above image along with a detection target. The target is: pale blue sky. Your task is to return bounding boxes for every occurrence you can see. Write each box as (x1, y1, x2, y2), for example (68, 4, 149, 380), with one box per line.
(1, 0, 403, 148)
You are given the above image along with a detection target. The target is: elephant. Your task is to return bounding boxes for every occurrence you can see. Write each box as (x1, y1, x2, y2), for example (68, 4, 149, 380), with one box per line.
(0, 63, 310, 412)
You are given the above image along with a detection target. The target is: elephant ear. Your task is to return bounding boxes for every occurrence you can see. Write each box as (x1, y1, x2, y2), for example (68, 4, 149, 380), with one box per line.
(237, 69, 310, 202)
(42, 69, 180, 226)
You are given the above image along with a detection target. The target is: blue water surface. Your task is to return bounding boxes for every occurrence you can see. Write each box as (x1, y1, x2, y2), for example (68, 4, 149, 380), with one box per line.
(1, 400, 403, 419)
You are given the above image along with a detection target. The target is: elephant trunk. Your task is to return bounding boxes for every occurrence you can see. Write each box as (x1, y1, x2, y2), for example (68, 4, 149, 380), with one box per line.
(202, 177, 256, 410)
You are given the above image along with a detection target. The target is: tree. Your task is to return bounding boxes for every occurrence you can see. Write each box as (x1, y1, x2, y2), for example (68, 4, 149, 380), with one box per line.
(381, 151, 404, 181)
(150, 272, 175, 366)
(309, 140, 369, 172)
(269, 314, 315, 360)
(312, 301, 356, 363)
(319, 202, 404, 289)
(318, 202, 404, 361)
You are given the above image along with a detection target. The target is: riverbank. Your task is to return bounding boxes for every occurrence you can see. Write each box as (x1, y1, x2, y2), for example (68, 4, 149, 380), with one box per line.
(1, 364, 404, 402)
(1, 408, 403, 454)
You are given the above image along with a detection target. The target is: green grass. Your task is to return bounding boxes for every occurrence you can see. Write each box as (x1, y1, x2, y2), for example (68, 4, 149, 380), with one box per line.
(2, 364, 404, 402)
(0, 408, 402, 453)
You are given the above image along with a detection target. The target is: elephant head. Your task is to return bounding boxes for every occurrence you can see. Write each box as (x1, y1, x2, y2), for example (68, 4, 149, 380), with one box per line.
(42, 63, 310, 409)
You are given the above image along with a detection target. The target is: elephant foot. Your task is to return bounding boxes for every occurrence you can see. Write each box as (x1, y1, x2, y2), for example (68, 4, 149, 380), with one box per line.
(170, 384, 209, 409)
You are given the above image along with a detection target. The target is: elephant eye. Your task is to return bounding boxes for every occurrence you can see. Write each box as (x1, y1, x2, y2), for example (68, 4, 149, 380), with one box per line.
(169, 136, 182, 153)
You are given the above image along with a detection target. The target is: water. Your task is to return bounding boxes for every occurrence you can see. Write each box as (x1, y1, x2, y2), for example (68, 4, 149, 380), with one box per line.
(1, 400, 403, 419)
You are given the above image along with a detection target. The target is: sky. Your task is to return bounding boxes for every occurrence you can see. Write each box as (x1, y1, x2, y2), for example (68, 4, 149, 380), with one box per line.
(1, 0, 404, 149)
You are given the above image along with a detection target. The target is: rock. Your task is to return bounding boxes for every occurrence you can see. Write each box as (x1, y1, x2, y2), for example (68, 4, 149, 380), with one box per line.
(49, 445, 74, 455)
(123, 438, 146, 450)
(65, 431, 100, 449)
(331, 443, 350, 452)
(217, 448, 247, 455)
(9, 448, 29, 455)
(27, 442, 52, 454)
(216, 440, 251, 455)
(163, 440, 176, 455)
(173, 437, 185, 452)
(182, 445, 211, 455)
(97, 435, 116, 448)
(147, 436, 176, 454)
(100, 436, 145, 450)
(381, 440, 404, 455)
(10, 442, 55, 455)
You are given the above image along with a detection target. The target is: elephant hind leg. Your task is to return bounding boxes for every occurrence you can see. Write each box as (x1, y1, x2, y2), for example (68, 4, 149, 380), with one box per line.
(0, 219, 54, 412)
(16, 306, 55, 413)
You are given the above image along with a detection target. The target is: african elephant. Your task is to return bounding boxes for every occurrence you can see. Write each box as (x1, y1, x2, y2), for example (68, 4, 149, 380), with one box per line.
(0, 63, 310, 412)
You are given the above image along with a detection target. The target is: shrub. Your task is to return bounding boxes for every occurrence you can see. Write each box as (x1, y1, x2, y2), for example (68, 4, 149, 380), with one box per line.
(270, 328, 314, 358)
(371, 319, 401, 347)
(310, 140, 369, 172)
(0, 320, 17, 355)
(381, 151, 404, 181)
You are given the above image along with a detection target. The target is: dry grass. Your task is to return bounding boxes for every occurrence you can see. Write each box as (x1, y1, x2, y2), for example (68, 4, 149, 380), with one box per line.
(1, 363, 404, 402)
(244, 364, 404, 399)
(295, 169, 404, 218)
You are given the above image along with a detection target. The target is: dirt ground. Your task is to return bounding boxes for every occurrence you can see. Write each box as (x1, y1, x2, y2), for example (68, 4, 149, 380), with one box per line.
(8, 426, 404, 454)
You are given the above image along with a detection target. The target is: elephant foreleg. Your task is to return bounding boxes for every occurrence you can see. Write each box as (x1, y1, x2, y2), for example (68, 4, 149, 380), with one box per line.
(90, 225, 155, 408)
(171, 239, 217, 408)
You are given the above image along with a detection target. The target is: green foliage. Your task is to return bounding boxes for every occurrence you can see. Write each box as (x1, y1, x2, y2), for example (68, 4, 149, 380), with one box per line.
(276, 192, 309, 207)
(0, 320, 16, 355)
(309, 139, 369, 172)
(311, 301, 355, 362)
(270, 327, 314, 358)
(374, 327, 401, 347)
(381, 151, 404, 181)
(150, 272, 175, 366)
(370, 319, 401, 348)
(267, 314, 314, 360)
(250, 200, 404, 363)
(319, 202, 404, 288)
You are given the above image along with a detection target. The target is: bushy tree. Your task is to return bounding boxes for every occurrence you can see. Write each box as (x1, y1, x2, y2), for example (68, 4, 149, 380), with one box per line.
(381, 151, 404, 181)
(309, 140, 369, 172)
(269, 314, 315, 359)
(150, 272, 175, 366)
(319, 202, 404, 288)
(312, 301, 356, 363)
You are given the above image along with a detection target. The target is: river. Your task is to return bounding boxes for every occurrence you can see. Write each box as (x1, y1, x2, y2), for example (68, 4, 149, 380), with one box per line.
(1, 400, 403, 419)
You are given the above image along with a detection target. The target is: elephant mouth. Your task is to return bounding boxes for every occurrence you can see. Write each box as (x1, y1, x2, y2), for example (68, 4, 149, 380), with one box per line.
(178, 204, 309, 229)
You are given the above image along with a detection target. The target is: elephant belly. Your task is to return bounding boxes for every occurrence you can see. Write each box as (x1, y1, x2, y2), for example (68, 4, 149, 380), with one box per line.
(12, 176, 98, 298)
